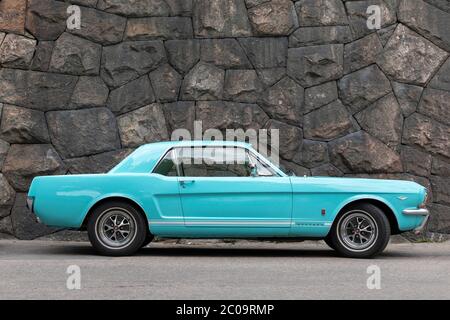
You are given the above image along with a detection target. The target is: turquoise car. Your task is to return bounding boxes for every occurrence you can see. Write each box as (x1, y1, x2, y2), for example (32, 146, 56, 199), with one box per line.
(27, 140, 429, 258)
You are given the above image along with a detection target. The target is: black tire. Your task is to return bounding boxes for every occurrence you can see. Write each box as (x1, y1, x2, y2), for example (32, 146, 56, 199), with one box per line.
(87, 200, 147, 256)
(140, 234, 154, 249)
(329, 203, 390, 259)
(323, 235, 335, 250)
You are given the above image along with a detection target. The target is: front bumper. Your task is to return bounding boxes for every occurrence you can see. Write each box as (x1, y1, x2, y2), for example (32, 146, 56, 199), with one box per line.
(402, 208, 430, 234)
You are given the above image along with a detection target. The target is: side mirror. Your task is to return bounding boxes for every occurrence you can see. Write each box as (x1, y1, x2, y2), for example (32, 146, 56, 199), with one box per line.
(249, 163, 258, 177)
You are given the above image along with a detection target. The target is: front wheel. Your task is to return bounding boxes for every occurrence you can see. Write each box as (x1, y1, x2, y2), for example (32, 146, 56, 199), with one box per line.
(87, 201, 147, 256)
(329, 203, 391, 258)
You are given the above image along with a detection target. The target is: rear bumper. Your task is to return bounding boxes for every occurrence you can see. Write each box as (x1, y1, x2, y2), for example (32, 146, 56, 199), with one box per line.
(402, 208, 430, 234)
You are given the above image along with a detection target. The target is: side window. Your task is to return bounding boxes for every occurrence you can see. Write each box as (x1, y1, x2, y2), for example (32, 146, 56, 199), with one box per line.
(177, 147, 252, 177)
(153, 150, 178, 176)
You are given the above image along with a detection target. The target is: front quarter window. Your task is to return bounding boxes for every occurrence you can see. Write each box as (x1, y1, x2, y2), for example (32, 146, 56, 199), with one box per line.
(153, 150, 178, 176)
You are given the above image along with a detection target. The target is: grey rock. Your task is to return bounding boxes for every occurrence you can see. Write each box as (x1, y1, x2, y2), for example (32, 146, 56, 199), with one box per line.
(391, 82, 423, 117)
(295, 0, 348, 27)
(181, 62, 225, 101)
(47, 108, 120, 158)
(418, 88, 450, 126)
(165, 40, 200, 74)
(224, 70, 262, 103)
(0, 174, 15, 218)
(311, 163, 344, 177)
(431, 176, 450, 206)
(201, 39, 252, 69)
(125, 17, 193, 40)
(248, 0, 298, 36)
(117, 104, 169, 148)
(432, 157, 450, 177)
(26, 0, 68, 40)
(0, 33, 5, 46)
(0, 138, 9, 169)
(293, 140, 328, 168)
(0, 69, 77, 111)
(245, 0, 271, 8)
(355, 93, 403, 149)
(69, 6, 127, 45)
(343, 33, 383, 74)
(289, 26, 352, 47)
(196, 101, 269, 131)
(97, 0, 171, 16)
(265, 119, 302, 161)
(193, 0, 252, 38)
(107, 76, 155, 115)
(287, 44, 344, 87)
(304, 81, 338, 113)
(398, 0, 450, 51)
(30, 41, 54, 72)
(0, 216, 13, 235)
(427, 203, 450, 234)
(70, 76, 109, 109)
(256, 68, 286, 87)
(10, 193, 57, 240)
(377, 23, 397, 47)
(163, 101, 196, 134)
(429, 57, 450, 92)
(239, 37, 288, 68)
(2, 144, 66, 191)
(338, 65, 391, 114)
(101, 41, 166, 88)
(49, 33, 102, 76)
(401, 146, 432, 177)
(66, 0, 98, 7)
(304, 100, 356, 141)
(0, 105, 50, 143)
(329, 131, 403, 174)
(0, 34, 36, 68)
(149, 64, 182, 103)
(259, 77, 304, 126)
(403, 113, 450, 159)
(424, 0, 450, 13)
(377, 24, 448, 86)
(65, 149, 133, 174)
(345, 0, 397, 39)
(165, 0, 193, 16)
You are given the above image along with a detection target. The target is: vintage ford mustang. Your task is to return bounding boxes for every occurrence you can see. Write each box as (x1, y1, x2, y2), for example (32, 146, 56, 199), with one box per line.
(27, 140, 429, 258)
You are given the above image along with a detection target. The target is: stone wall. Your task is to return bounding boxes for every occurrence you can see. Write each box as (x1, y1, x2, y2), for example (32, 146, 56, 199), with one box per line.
(0, 0, 449, 240)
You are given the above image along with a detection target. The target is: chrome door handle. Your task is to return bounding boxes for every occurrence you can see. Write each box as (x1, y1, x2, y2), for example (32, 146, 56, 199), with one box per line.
(179, 180, 195, 187)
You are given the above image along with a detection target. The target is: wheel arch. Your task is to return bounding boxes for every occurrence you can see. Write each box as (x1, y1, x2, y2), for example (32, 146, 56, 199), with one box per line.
(332, 197, 400, 235)
(80, 196, 149, 232)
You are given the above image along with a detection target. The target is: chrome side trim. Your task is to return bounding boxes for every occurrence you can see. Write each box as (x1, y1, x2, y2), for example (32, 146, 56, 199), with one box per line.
(150, 219, 292, 227)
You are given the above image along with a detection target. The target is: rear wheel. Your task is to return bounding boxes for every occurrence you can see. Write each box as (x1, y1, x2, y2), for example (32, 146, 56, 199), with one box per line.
(87, 201, 147, 256)
(329, 203, 390, 258)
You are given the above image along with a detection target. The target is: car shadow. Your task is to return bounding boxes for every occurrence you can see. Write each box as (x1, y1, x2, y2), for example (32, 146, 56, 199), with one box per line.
(137, 246, 339, 258)
(7, 242, 447, 259)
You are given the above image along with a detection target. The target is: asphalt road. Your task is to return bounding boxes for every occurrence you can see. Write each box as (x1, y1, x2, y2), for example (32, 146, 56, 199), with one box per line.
(0, 239, 449, 300)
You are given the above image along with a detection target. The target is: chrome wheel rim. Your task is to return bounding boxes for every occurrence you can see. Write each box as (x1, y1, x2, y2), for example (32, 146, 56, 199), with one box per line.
(338, 211, 378, 252)
(96, 208, 137, 249)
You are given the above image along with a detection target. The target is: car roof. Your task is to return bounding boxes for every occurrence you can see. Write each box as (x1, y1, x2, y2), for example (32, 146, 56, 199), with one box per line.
(138, 140, 253, 150)
(109, 140, 254, 174)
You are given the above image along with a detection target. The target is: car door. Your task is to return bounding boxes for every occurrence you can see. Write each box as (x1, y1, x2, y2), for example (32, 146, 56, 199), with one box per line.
(176, 146, 292, 237)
